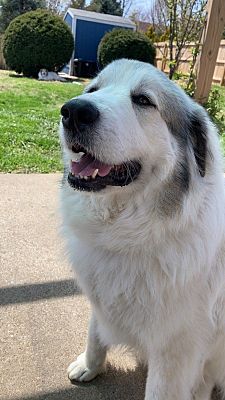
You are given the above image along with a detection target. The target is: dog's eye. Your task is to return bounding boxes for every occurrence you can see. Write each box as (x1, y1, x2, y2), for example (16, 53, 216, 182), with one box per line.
(86, 87, 98, 94)
(132, 94, 155, 107)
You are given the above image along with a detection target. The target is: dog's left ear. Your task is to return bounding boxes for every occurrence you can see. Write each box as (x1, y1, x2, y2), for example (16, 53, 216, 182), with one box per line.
(189, 110, 207, 177)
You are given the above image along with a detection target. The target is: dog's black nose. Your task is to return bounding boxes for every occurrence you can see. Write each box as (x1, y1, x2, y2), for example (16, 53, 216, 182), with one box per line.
(61, 99, 99, 130)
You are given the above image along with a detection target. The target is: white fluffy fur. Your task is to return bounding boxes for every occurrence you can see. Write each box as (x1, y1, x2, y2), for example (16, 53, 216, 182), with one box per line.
(59, 59, 225, 400)
(38, 69, 66, 82)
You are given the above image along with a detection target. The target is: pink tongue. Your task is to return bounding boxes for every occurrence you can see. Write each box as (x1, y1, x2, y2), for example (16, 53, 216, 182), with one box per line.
(71, 154, 112, 177)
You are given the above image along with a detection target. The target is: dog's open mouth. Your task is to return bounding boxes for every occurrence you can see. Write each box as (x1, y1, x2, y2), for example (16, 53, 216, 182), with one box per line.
(68, 143, 141, 192)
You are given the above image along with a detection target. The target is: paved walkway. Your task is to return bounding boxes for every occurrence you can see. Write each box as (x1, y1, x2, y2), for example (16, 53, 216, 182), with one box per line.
(0, 174, 146, 400)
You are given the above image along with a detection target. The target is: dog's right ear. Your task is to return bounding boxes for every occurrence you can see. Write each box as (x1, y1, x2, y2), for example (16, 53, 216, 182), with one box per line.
(188, 110, 208, 177)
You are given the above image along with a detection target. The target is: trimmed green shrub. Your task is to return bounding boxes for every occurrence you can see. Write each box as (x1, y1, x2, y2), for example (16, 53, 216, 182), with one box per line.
(98, 28, 156, 69)
(3, 10, 74, 78)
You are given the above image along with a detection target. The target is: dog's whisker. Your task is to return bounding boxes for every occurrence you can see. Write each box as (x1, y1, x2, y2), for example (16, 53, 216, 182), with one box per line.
(123, 162, 133, 185)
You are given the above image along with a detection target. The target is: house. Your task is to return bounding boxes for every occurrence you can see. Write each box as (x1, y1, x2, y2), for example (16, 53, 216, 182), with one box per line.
(64, 8, 136, 76)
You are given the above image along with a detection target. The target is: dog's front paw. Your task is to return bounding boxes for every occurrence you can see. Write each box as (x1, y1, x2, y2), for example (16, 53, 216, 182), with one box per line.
(67, 352, 105, 382)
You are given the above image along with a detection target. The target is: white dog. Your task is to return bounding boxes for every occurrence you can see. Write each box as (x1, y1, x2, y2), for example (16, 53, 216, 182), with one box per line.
(38, 69, 66, 82)
(59, 59, 225, 400)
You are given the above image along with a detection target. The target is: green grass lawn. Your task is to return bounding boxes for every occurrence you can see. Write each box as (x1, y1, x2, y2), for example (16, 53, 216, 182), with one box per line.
(0, 70, 84, 173)
(0, 69, 225, 173)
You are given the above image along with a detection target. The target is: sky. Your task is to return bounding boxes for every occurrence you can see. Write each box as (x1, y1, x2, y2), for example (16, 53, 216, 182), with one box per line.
(127, 0, 153, 15)
(62, 0, 153, 17)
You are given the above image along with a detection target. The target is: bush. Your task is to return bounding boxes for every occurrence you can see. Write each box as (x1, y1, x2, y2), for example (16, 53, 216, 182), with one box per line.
(98, 28, 156, 69)
(3, 10, 74, 78)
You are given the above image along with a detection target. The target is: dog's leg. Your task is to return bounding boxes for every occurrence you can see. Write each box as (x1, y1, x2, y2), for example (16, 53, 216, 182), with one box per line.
(67, 313, 107, 382)
(144, 340, 201, 400)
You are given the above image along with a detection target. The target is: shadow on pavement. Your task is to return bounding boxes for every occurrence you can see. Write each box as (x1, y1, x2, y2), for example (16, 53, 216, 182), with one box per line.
(0, 279, 81, 306)
(9, 364, 147, 400)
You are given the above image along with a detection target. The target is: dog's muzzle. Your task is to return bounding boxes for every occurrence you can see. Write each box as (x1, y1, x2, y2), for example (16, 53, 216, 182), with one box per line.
(61, 99, 99, 132)
(60, 98, 141, 192)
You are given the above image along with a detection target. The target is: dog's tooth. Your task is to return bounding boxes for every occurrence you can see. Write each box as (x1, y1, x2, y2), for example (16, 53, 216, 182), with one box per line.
(80, 175, 83, 179)
(92, 169, 99, 179)
(84, 176, 88, 180)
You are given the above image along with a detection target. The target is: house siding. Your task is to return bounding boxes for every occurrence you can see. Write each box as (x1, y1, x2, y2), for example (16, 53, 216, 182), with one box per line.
(75, 19, 130, 62)
(64, 12, 73, 29)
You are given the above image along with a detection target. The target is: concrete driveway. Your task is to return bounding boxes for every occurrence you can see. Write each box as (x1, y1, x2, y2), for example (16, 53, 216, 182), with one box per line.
(0, 174, 146, 400)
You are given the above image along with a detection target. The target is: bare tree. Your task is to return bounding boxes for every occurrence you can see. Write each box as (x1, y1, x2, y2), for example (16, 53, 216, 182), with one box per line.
(70, 0, 86, 9)
(139, 0, 207, 79)
(46, 0, 67, 14)
(167, 0, 207, 78)
(120, 0, 133, 17)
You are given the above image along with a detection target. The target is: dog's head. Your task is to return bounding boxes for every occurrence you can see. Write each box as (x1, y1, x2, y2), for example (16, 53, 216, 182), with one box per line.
(39, 69, 48, 77)
(60, 59, 210, 200)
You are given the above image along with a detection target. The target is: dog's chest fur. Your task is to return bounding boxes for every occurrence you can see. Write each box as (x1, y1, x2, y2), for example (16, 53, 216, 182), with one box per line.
(72, 239, 173, 343)
(69, 233, 212, 359)
(60, 175, 225, 365)
(61, 190, 213, 353)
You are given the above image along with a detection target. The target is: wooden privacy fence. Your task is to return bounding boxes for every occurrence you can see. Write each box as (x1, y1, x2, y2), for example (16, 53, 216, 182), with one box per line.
(155, 40, 225, 86)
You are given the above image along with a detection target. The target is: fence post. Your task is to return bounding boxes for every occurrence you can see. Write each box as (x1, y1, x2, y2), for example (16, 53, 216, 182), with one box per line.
(194, 0, 225, 104)
(221, 63, 225, 86)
